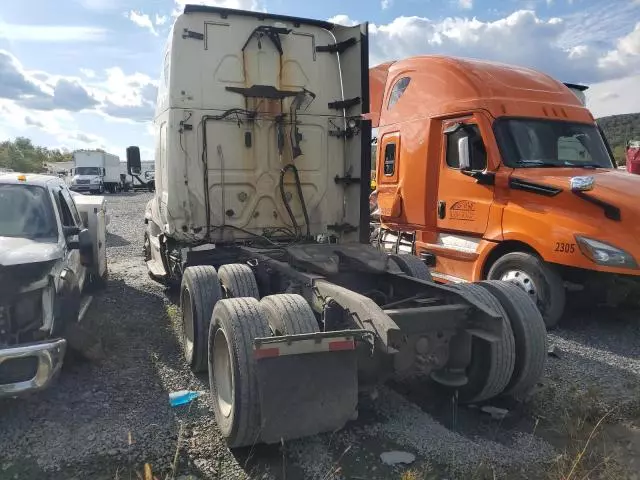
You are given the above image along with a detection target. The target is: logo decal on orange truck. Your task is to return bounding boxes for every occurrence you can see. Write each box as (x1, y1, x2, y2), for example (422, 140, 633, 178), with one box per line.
(450, 200, 476, 221)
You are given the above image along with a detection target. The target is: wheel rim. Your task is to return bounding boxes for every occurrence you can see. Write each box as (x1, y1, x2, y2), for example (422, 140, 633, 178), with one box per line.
(181, 288, 194, 360)
(213, 329, 233, 418)
(500, 270, 538, 300)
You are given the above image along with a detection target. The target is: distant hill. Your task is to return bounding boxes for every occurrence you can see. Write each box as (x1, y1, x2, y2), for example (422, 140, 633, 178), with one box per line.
(597, 113, 640, 166)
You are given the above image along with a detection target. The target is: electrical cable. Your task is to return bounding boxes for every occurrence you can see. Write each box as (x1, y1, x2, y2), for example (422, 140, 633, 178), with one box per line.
(279, 163, 310, 241)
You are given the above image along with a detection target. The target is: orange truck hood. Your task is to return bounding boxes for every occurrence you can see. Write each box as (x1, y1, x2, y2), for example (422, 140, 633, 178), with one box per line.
(504, 167, 640, 272)
(511, 168, 640, 206)
(511, 167, 640, 249)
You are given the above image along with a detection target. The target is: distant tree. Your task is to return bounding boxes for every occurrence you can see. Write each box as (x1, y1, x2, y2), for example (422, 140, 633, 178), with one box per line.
(597, 113, 640, 166)
(0, 137, 72, 173)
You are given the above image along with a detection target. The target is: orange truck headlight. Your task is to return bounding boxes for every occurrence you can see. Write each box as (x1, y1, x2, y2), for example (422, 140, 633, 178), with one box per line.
(575, 235, 638, 269)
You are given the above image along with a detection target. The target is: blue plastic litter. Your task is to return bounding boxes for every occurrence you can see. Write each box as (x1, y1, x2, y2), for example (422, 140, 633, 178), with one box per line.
(169, 390, 203, 407)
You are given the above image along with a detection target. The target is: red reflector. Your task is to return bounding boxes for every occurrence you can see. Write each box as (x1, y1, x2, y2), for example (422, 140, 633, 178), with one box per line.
(328, 340, 355, 352)
(254, 347, 280, 359)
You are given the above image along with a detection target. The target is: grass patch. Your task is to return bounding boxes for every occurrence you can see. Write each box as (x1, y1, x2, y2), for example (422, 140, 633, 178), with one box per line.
(165, 304, 180, 323)
(540, 387, 633, 480)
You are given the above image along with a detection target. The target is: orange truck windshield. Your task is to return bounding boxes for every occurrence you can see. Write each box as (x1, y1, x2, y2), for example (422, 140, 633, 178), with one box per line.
(494, 118, 614, 169)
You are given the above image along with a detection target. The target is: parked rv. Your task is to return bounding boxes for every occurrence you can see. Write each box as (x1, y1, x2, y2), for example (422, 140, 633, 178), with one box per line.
(369, 56, 638, 327)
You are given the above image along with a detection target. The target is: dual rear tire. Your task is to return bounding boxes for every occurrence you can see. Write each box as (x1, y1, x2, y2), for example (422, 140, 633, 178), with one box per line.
(451, 281, 547, 403)
(208, 295, 319, 447)
(395, 257, 547, 403)
(180, 264, 320, 447)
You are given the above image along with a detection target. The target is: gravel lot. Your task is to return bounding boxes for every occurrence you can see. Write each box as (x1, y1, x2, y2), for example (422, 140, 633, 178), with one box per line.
(0, 191, 638, 479)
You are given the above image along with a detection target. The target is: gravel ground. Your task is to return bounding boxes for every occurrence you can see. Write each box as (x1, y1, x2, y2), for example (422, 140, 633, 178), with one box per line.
(0, 191, 638, 479)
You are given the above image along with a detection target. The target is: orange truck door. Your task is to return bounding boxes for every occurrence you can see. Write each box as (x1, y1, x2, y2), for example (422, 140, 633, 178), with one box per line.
(436, 117, 494, 237)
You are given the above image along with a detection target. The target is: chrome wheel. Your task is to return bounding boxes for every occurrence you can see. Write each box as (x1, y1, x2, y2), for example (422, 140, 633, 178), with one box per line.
(501, 270, 538, 299)
(213, 329, 233, 418)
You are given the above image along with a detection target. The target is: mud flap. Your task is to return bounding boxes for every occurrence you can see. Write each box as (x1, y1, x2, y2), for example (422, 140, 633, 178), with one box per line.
(254, 333, 361, 444)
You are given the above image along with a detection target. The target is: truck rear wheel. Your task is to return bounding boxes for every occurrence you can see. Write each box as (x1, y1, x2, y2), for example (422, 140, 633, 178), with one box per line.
(478, 281, 547, 400)
(181, 266, 222, 372)
(487, 252, 565, 328)
(260, 294, 319, 335)
(448, 283, 515, 403)
(389, 253, 433, 281)
(218, 264, 260, 299)
(208, 297, 271, 448)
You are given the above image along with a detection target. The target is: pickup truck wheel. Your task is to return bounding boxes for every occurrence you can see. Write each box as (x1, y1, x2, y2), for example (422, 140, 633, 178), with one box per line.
(487, 252, 565, 328)
(477, 281, 547, 400)
(448, 283, 515, 403)
(208, 297, 271, 448)
(389, 253, 433, 281)
(218, 264, 259, 299)
(181, 266, 222, 372)
(260, 294, 319, 335)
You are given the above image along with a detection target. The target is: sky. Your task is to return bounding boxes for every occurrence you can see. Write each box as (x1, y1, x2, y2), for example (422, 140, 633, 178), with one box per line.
(0, 0, 639, 160)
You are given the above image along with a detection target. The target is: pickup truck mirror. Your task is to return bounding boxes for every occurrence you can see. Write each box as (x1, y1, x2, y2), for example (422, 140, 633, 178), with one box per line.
(457, 136, 471, 170)
(63, 226, 81, 239)
(126, 146, 142, 175)
(78, 229, 93, 266)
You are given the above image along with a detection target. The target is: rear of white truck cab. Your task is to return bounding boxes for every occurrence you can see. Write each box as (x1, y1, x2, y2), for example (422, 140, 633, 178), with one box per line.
(128, 5, 547, 450)
(146, 5, 368, 248)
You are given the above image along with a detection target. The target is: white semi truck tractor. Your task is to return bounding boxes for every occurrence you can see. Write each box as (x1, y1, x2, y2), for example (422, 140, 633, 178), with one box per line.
(128, 5, 547, 449)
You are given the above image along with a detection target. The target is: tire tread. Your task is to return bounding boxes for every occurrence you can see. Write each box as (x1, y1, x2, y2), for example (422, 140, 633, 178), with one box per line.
(454, 283, 516, 403)
(260, 294, 319, 334)
(210, 298, 270, 448)
(478, 280, 547, 399)
(389, 253, 433, 281)
(182, 266, 221, 372)
(218, 264, 260, 299)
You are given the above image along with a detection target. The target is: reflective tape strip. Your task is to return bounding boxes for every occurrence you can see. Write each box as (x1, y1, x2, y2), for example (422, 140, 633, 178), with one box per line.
(254, 347, 280, 359)
(329, 339, 355, 351)
(254, 337, 356, 359)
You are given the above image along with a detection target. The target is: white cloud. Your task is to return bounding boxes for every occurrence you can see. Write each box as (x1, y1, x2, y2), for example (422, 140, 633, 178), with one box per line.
(328, 15, 359, 27)
(457, 0, 473, 9)
(587, 74, 640, 117)
(367, 10, 640, 85)
(0, 49, 157, 123)
(0, 23, 107, 42)
(599, 22, 640, 72)
(155, 14, 168, 26)
(75, 0, 124, 11)
(172, 0, 266, 16)
(0, 98, 105, 151)
(127, 11, 157, 36)
(95, 68, 158, 122)
(80, 68, 96, 79)
(381, 0, 392, 9)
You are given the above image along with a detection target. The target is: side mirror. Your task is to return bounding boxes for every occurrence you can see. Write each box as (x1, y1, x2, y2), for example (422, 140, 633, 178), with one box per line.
(63, 226, 81, 241)
(126, 146, 142, 175)
(458, 136, 471, 170)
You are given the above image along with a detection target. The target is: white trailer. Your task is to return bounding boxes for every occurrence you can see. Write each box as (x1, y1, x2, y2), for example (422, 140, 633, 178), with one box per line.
(70, 151, 121, 194)
(127, 5, 546, 449)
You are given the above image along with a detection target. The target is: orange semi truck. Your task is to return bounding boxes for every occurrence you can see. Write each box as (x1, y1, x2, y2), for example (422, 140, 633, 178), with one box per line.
(369, 55, 640, 327)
